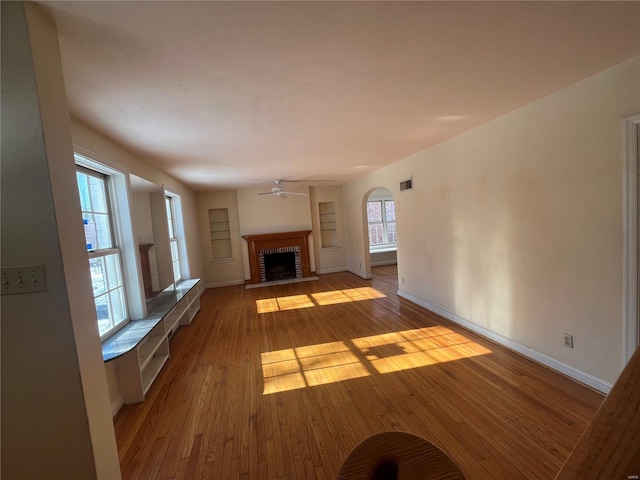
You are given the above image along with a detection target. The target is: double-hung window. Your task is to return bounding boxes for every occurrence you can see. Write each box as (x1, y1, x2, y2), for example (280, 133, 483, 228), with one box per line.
(166, 195, 182, 283)
(77, 167, 128, 338)
(367, 199, 397, 247)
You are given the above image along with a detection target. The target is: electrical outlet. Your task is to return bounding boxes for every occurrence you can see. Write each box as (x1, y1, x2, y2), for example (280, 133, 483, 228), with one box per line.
(1, 265, 47, 295)
(563, 333, 574, 349)
(402, 277, 405, 284)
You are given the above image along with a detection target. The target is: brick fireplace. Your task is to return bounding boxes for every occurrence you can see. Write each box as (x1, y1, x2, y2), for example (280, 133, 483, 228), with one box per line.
(242, 230, 313, 284)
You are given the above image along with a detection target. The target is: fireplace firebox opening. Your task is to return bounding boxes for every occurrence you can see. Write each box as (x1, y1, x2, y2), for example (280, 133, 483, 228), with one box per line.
(264, 252, 297, 282)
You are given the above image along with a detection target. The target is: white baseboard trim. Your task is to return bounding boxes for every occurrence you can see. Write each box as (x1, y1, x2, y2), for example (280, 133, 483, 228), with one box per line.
(111, 395, 124, 418)
(397, 290, 612, 394)
(205, 279, 246, 289)
(371, 260, 398, 267)
(316, 267, 348, 274)
(348, 268, 373, 280)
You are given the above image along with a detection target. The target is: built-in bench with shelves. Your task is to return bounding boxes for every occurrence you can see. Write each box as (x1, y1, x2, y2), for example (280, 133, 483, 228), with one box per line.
(101, 278, 201, 404)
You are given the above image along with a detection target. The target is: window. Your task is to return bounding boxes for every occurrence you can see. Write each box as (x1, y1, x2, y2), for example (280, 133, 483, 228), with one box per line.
(77, 167, 128, 338)
(166, 196, 182, 283)
(367, 199, 396, 247)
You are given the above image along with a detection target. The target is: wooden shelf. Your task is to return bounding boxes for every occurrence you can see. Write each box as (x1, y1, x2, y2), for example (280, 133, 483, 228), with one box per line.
(163, 308, 181, 337)
(319, 202, 338, 248)
(142, 354, 169, 394)
(138, 332, 167, 371)
(209, 208, 232, 260)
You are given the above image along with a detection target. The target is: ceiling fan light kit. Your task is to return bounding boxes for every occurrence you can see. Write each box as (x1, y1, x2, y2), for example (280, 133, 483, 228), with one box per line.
(254, 180, 309, 199)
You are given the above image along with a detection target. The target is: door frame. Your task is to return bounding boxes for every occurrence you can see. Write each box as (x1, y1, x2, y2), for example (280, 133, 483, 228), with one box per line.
(623, 113, 640, 364)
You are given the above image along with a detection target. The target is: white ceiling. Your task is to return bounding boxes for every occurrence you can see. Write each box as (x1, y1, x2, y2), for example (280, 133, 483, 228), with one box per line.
(40, 1, 640, 190)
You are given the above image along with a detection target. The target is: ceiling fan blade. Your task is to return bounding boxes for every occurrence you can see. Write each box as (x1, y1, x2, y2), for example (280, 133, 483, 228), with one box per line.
(281, 191, 308, 196)
(254, 192, 275, 197)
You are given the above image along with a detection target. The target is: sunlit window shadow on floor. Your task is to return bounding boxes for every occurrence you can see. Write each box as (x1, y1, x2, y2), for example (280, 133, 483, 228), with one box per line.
(312, 287, 386, 306)
(256, 287, 386, 314)
(261, 341, 369, 394)
(352, 326, 492, 374)
(256, 294, 315, 313)
(261, 326, 491, 394)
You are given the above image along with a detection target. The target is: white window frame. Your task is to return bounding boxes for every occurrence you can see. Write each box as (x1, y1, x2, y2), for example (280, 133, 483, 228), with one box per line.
(77, 165, 131, 340)
(367, 199, 397, 252)
(165, 195, 181, 283)
(75, 152, 145, 340)
(165, 190, 189, 283)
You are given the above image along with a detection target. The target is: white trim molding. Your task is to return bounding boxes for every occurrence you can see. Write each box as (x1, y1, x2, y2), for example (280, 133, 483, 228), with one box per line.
(111, 394, 124, 418)
(205, 279, 246, 289)
(623, 113, 640, 365)
(397, 290, 612, 394)
(348, 268, 373, 280)
(371, 260, 398, 267)
(316, 267, 348, 275)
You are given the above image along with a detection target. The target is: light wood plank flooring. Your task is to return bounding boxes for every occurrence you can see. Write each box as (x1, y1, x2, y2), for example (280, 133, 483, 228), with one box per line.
(114, 266, 603, 479)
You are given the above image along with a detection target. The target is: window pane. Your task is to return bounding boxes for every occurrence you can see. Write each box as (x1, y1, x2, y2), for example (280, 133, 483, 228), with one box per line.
(95, 294, 111, 336)
(387, 222, 397, 243)
(109, 288, 127, 326)
(89, 175, 108, 213)
(368, 224, 384, 245)
(173, 260, 181, 283)
(93, 213, 113, 249)
(89, 257, 107, 296)
(83, 213, 97, 251)
(170, 240, 181, 282)
(367, 201, 382, 223)
(170, 239, 179, 262)
(77, 172, 91, 211)
(385, 200, 396, 222)
(105, 253, 123, 290)
(166, 198, 175, 238)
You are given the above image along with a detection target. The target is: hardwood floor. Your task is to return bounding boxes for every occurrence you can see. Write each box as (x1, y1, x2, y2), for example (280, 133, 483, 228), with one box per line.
(114, 266, 603, 479)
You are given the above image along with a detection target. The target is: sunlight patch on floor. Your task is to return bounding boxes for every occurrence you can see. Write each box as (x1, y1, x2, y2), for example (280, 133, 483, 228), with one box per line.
(311, 287, 386, 306)
(352, 326, 492, 374)
(261, 327, 491, 394)
(261, 341, 369, 394)
(256, 294, 315, 313)
(256, 287, 386, 313)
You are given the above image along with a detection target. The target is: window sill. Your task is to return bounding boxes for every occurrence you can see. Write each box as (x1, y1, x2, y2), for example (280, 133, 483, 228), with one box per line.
(210, 257, 235, 264)
(101, 278, 200, 362)
(370, 245, 397, 253)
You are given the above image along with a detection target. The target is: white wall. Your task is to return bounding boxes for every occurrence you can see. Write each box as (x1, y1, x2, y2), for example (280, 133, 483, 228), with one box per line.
(236, 185, 315, 279)
(343, 57, 640, 387)
(196, 190, 245, 287)
(1, 3, 120, 478)
(236, 184, 313, 235)
(371, 250, 397, 266)
(71, 120, 203, 282)
(196, 184, 350, 285)
(130, 189, 162, 290)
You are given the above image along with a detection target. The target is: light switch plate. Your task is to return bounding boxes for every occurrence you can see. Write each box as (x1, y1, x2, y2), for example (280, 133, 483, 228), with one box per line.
(1, 265, 47, 295)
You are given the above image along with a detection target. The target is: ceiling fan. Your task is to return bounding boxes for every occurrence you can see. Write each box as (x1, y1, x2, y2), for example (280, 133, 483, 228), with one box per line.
(254, 180, 308, 199)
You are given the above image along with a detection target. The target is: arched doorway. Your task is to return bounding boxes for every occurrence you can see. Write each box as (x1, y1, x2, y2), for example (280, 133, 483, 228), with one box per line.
(362, 187, 398, 281)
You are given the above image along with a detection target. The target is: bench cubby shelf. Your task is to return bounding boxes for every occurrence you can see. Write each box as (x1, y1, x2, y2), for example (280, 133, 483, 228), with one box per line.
(102, 278, 201, 404)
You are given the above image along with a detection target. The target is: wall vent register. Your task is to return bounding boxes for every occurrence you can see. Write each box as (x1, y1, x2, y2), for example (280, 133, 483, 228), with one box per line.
(400, 177, 413, 191)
